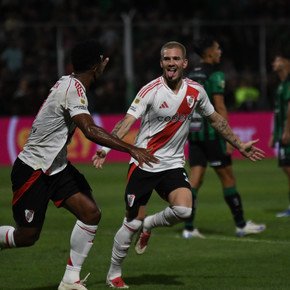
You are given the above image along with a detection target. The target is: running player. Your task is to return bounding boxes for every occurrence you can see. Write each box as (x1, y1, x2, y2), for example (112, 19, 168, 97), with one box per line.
(93, 41, 265, 288)
(0, 39, 158, 290)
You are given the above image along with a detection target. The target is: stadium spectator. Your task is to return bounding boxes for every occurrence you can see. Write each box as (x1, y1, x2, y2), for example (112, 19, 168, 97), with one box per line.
(182, 36, 266, 239)
(270, 46, 290, 217)
(234, 73, 260, 111)
(92, 41, 265, 288)
(0, 39, 158, 290)
(0, 1, 290, 115)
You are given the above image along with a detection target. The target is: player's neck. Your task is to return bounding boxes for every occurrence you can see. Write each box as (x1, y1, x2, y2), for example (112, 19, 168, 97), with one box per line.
(277, 69, 289, 81)
(166, 79, 182, 94)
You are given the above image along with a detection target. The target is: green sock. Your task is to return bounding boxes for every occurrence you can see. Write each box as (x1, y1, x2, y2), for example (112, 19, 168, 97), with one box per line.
(184, 188, 198, 231)
(223, 187, 246, 228)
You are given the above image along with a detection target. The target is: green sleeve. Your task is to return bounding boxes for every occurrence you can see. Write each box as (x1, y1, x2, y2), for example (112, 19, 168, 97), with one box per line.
(284, 81, 290, 101)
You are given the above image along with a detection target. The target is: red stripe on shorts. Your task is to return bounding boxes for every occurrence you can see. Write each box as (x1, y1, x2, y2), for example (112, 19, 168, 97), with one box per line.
(12, 170, 42, 206)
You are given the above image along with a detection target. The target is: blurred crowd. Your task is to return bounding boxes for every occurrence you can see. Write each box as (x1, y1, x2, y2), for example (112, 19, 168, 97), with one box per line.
(0, 0, 289, 116)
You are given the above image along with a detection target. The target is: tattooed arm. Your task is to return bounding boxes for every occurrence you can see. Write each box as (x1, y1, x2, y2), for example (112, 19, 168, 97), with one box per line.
(207, 111, 265, 161)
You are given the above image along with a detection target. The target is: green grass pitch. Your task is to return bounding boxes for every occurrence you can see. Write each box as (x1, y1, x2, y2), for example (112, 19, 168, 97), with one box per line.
(1, 159, 290, 290)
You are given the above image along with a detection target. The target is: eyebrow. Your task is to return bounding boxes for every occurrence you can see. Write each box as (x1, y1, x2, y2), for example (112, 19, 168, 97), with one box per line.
(162, 56, 183, 60)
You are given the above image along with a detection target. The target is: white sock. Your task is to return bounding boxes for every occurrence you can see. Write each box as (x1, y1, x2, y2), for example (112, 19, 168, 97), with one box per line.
(62, 220, 97, 284)
(0, 226, 16, 248)
(107, 218, 142, 280)
(143, 206, 182, 232)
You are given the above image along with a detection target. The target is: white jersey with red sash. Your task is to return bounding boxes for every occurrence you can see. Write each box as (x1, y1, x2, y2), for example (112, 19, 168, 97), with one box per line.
(127, 76, 215, 172)
(18, 75, 90, 175)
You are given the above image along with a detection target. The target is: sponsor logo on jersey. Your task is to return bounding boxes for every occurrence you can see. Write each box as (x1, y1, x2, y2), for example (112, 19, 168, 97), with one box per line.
(157, 112, 192, 122)
(129, 105, 137, 112)
(25, 209, 35, 223)
(73, 105, 87, 110)
(159, 101, 169, 109)
(127, 194, 136, 207)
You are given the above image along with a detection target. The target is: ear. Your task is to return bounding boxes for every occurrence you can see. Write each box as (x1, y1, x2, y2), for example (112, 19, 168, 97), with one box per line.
(160, 59, 163, 68)
(183, 58, 188, 69)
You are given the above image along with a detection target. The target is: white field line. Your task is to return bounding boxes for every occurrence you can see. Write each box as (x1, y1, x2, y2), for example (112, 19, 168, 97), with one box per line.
(175, 234, 290, 245)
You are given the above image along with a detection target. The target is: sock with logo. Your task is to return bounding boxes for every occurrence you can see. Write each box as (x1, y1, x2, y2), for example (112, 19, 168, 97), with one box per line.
(62, 220, 97, 284)
(223, 187, 246, 228)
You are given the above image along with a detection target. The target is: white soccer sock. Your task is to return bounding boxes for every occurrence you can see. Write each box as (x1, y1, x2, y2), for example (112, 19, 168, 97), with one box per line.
(143, 206, 190, 232)
(108, 218, 142, 280)
(62, 220, 97, 284)
(0, 226, 16, 248)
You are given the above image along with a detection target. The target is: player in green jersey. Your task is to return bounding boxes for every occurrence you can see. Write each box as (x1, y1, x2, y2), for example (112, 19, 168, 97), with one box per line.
(270, 47, 290, 217)
(182, 36, 266, 238)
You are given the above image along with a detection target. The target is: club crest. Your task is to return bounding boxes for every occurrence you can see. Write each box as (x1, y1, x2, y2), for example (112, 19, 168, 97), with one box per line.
(25, 209, 34, 223)
(186, 95, 194, 108)
(127, 194, 136, 207)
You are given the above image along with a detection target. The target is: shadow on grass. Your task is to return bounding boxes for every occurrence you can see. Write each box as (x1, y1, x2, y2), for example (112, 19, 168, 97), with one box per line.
(13, 286, 59, 290)
(127, 274, 184, 286)
(96, 274, 184, 287)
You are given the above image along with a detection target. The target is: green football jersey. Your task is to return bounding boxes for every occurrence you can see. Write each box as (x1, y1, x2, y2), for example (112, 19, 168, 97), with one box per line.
(273, 75, 290, 142)
(188, 63, 225, 141)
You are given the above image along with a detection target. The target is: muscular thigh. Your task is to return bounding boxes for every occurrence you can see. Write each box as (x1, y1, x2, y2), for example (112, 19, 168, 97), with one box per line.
(49, 162, 93, 207)
(125, 165, 157, 218)
(155, 168, 191, 201)
(11, 158, 50, 228)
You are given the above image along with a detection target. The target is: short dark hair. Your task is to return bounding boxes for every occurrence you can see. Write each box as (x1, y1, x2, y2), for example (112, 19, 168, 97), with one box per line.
(161, 41, 187, 59)
(193, 36, 217, 57)
(71, 39, 103, 73)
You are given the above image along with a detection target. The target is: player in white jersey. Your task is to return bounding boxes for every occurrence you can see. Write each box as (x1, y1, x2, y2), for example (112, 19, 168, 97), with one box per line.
(0, 39, 158, 290)
(92, 41, 265, 288)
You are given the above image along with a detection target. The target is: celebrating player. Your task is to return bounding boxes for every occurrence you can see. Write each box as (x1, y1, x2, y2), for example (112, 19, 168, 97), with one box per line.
(93, 41, 265, 288)
(0, 39, 158, 290)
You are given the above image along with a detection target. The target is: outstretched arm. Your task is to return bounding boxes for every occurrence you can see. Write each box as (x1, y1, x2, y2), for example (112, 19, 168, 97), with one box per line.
(73, 113, 158, 167)
(207, 111, 265, 161)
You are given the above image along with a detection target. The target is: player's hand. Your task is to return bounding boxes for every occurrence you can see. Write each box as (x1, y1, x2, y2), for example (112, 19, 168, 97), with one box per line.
(95, 56, 109, 78)
(129, 147, 159, 168)
(92, 149, 107, 169)
(239, 139, 265, 161)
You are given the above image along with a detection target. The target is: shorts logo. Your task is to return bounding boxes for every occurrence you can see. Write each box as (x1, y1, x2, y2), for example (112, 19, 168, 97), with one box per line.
(127, 194, 136, 207)
(25, 209, 34, 223)
(183, 172, 189, 183)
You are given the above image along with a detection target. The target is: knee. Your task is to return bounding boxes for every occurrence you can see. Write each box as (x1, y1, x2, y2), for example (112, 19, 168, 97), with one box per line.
(172, 206, 192, 220)
(80, 205, 102, 225)
(14, 228, 40, 247)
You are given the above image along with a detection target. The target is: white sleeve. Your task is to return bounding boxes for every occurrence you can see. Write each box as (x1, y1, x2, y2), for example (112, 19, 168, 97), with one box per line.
(127, 87, 153, 119)
(196, 86, 215, 117)
(66, 85, 90, 117)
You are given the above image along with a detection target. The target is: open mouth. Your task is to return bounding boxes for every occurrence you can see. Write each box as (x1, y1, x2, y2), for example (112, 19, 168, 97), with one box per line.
(167, 68, 177, 79)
